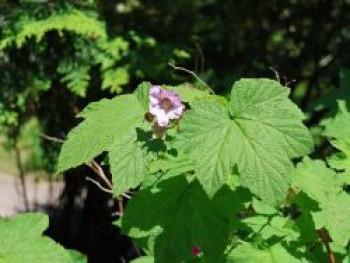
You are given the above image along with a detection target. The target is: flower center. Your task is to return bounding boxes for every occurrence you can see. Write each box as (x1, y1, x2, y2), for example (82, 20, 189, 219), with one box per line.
(161, 98, 173, 112)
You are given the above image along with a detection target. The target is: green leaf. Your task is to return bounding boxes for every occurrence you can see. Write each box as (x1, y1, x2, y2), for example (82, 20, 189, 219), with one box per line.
(327, 139, 350, 185)
(312, 68, 350, 113)
(176, 78, 313, 205)
(242, 215, 298, 241)
(1, 10, 106, 49)
(252, 198, 278, 215)
(312, 192, 350, 247)
(0, 213, 72, 263)
(227, 243, 300, 263)
(122, 176, 234, 263)
(101, 67, 129, 93)
(149, 153, 194, 175)
(109, 129, 148, 196)
(293, 157, 340, 203)
(67, 250, 87, 263)
(135, 82, 152, 112)
(58, 63, 90, 97)
(167, 85, 211, 103)
(57, 94, 144, 173)
(131, 256, 154, 263)
(323, 101, 350, 140)
(328, 139, 350, 170)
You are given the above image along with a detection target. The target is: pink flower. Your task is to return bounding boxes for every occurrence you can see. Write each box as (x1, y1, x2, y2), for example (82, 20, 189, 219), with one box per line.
(149, 85, 185, 127)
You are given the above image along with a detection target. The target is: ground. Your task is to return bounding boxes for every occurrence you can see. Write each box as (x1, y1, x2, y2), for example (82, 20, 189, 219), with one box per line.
(0, 171, 62, 216)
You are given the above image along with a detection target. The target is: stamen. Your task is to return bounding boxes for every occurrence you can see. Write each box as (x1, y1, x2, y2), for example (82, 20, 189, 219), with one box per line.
(161, 98, 173, 112)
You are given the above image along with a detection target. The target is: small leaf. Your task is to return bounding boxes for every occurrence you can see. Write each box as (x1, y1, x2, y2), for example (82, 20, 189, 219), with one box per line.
(312, 192, 350, 247)
(293, 157, 340, 203)
(242, 215, 298, 241)
(227, 243, 301, 263)
(323, 101, 350, 140)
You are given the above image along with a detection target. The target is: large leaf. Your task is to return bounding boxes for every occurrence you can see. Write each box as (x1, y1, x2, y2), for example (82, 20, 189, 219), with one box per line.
(57, 94, 144, 173)
(176, 78, 313, 205)
(57, 84, 153, 195)
(122, 176, 235, 263)
(0, 213, 72, 263)
(227, 243, 300, 263)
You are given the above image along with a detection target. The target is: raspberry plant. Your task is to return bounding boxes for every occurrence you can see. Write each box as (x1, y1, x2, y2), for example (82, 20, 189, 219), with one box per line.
(55, 79, 350, 262)
(55, 78, 350, 262)
(2, 78, 350, 263)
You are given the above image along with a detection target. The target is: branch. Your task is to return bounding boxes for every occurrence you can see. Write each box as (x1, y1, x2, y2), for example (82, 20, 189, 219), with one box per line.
(86, 177, 113, 194)
(168, 61, 214, 94)
(317, 229, 335, 263)
(89, 160, 113, 189)
(40, 132, 131, 199)
(40, 133, 65, 143)
(268, 67, 281, 83)
(88, 161, 131, 199)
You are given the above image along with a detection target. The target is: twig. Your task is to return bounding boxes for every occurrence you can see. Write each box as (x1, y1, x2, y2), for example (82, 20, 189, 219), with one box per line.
(90, 160, 113, 189)
(40, 133, 65, 143)
(14, 137, 29, 212)
(284, 76, 296, 87)
(39, 131, 131, 199)
(317, 229, 335, 263)
(324, 241, 335, 263)
(168, 61, 214, 94)
(86, 177, 113, 194)
(88, 161, 131, 199)
(122, 192, 131, 199)
(269, 67, 281, 83)
(118, 198, 124, 216)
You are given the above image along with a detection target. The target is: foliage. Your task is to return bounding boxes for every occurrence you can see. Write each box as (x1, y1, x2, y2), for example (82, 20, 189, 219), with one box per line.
(55, 78, 350, 262)
(0, 213, 86, 263)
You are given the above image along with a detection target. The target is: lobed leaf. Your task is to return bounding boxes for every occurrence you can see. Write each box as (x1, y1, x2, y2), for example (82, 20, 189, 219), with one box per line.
(175, 78, 313, 205)
(312, 192, 350, 247)
(122, 176, 235, 263)
(0, 213, 72, 263)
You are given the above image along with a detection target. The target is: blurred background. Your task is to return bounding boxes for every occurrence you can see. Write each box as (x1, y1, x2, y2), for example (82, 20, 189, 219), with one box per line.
(0, 0, 348, 262)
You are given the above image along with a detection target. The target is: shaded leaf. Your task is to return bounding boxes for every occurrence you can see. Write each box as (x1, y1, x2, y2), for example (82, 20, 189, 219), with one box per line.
(122, 176, 235, 263)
